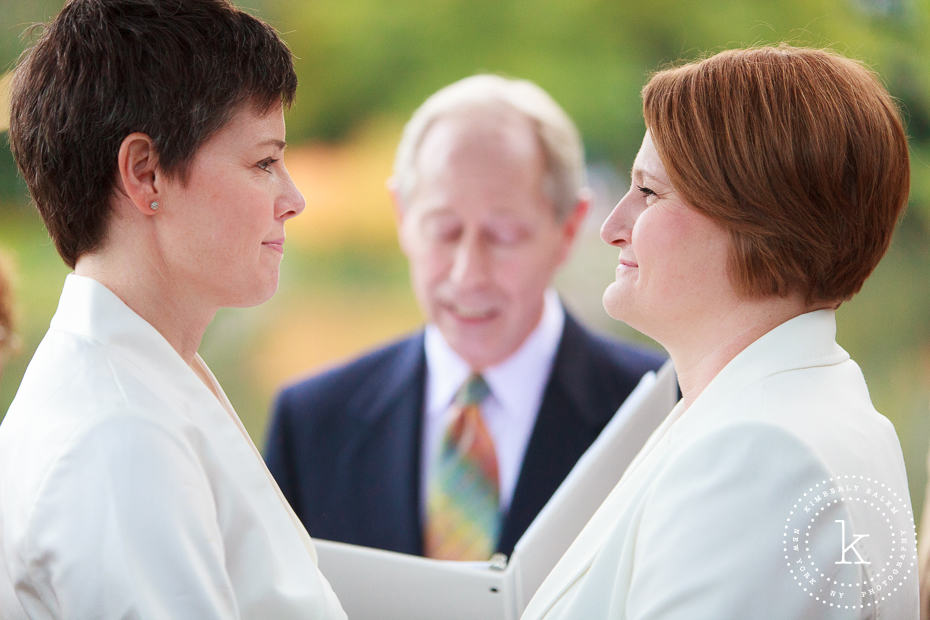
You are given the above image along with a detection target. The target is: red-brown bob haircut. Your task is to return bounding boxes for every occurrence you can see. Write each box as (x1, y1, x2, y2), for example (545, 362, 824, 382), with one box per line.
(9, 0, 297, 269)
(642, 44, 909, 304)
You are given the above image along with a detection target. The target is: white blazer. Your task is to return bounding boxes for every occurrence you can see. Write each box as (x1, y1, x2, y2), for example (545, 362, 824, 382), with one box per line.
(522, 310, 918, 619)
(0, 275, 346, 619)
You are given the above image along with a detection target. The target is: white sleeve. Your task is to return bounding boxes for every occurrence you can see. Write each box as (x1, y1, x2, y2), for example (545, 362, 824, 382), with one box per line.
(16, 416, 238, 620)
(625, 422, 883, 620)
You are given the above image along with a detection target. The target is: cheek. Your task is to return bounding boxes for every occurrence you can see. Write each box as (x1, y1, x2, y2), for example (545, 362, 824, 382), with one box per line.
(499, 245, 559, 295)
(206, 217, 250, 256)
(631, 212, 694, 290)
(636, 209, 733, 296)
(408, 246, 450, 292)
(631, 213, 669, 267)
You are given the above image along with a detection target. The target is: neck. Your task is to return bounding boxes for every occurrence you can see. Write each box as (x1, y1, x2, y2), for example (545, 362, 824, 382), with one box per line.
(664, 295, 822, 411)
(75, 248, 215, 365)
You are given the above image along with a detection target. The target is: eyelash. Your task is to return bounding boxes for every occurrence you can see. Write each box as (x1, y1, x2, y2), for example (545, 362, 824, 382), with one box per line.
(258, 158, 278, 172)
(636, 185, 656, 197)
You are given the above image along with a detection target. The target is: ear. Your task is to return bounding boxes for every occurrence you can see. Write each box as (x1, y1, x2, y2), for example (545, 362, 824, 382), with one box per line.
(115, 132, 161, 216)
(387, 176, 411, 253)
(555, 190, 591, 263)
(387, 176, 405, 223)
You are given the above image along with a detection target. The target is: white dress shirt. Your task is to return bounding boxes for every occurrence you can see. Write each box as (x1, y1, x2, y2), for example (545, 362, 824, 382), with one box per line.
(421, 289, 565, 517)
(522, 310, 918, 619)
(0, 275, 346, 619)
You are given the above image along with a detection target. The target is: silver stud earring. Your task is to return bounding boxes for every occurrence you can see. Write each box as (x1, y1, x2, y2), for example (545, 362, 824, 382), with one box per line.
(149, 201, 159, 211)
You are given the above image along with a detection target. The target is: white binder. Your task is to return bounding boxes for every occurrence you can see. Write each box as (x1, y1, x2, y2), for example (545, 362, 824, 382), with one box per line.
(315, 360, 678, 620)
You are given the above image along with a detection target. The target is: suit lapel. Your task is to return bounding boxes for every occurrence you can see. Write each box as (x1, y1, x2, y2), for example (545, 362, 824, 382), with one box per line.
(528, 312, 844, 614)
(187, 358, 322, 561)
(525, 399, 687, 617)
(342, 334, 427, 555)
(498, 314, 616, 557)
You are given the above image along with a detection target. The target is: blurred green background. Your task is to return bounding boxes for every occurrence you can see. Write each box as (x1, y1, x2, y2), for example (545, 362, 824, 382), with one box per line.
(1, 0, 928, 519)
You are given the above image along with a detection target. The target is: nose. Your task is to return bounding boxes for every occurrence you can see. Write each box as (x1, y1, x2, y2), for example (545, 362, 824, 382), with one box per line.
(449, 232, 490, 288)
(276, 164, 306, 221)
(600, 188, 636, 247)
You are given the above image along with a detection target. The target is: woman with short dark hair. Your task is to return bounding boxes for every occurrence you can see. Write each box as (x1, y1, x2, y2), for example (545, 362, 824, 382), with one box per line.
(0, 1, 345, 617)
(523, 45, 916, 619)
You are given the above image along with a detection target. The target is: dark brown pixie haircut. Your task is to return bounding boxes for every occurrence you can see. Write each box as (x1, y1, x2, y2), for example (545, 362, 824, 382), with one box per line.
(643, 44, 910, 304)
(8, 0, 298, 268)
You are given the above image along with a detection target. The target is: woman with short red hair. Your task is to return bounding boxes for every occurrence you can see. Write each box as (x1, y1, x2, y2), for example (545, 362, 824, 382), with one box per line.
(524, 45, 916, 619)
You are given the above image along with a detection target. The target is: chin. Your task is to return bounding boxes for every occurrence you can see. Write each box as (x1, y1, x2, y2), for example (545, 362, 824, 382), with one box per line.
(447, 339, 490, 368)
(442, 332, 509, 369)
(602, 285, 627, 321)
(225, 280, 280, 308)
(602, 294, 654, 342)
(253, 283, 280, 307)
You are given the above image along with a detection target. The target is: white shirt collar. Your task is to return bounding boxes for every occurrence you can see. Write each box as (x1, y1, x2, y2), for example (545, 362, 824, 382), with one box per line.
(421, 289, 566, 513)
(423, 288, 565, 412)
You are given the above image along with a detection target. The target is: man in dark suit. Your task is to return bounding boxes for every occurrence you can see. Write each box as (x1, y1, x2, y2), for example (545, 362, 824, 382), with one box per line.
(265, 74, 664, 560)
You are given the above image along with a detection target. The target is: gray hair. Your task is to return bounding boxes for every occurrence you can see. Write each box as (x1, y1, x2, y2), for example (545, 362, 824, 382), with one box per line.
(392, 74, 586, 220)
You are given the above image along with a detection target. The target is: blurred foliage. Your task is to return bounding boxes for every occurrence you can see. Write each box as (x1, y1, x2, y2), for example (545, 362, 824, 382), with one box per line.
(0, 0, 928, 514)
(264, 0, 930, 215)
(3, 0, 929, 219)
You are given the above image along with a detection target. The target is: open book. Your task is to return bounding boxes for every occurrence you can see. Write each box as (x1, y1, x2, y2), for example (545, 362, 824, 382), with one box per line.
(314, 360, 678, 620)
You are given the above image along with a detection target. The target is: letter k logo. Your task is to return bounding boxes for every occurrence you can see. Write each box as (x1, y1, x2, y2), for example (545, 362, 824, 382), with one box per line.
(835, 520, 870, 565)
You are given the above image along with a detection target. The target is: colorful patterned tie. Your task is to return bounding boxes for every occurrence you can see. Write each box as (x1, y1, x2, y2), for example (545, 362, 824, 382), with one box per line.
(424, 374, 500, 560)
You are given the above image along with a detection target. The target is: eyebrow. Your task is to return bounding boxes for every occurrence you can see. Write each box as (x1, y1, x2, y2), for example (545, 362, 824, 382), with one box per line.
(631, 167, 661, 185)
(260, 139, 287, 150)
(418, 204, 455, 217)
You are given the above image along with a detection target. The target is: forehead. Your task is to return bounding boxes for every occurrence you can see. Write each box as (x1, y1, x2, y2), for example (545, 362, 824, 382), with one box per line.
(631, 130, 667, 180)
(408, 110, 554, 215)
(197, 103, 286, 154)
(418, 109, 542, 176)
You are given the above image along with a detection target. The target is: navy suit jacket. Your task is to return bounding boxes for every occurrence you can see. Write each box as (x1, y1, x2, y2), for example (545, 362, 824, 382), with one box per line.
(264, 312, 664, 558)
